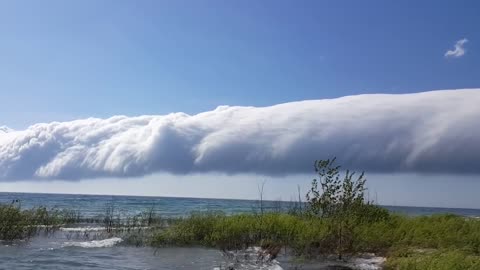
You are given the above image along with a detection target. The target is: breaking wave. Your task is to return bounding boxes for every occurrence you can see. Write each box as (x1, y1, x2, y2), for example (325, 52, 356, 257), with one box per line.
(62, 237, 123, 248)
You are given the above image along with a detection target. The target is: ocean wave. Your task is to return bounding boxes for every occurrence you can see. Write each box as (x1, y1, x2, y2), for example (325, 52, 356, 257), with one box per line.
(62, 237, 123, 248)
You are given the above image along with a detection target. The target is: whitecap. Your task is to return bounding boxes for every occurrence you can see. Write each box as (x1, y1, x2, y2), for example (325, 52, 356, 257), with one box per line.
(60, 226, 150, 232)
(60, 227, 107, 232)
(62, 237, 123, 248)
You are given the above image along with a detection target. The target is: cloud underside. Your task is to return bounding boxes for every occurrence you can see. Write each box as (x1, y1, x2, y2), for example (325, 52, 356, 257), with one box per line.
(1, 89, 480, 181)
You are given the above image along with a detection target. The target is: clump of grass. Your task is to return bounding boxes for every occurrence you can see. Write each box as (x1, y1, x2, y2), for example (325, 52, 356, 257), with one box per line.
(0, 201, 167, 245)
(0, 204, 74, 241)
(151, 212, 351, 254)
(0, 204, 37, 241)
(58, 203, 168, 245)
(354, 214, 480, 253)
(150, 211, 480, 267)
(100, 204, 165, 233)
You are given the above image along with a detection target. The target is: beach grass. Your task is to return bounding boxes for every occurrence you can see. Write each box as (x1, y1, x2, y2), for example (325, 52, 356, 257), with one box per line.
(149, 211, 480, 268)
(0, 204, 75, 241)
(385, 249, 480, 270)
(150, 211, 480, 253)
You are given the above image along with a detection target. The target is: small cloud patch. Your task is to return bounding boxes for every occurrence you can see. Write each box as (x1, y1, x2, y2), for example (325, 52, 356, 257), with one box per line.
(445, 38, 468, 58)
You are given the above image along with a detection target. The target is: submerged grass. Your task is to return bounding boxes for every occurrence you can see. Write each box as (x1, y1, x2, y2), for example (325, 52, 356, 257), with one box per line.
(0, 204, 79, 241)
(0, 202, 166, 244)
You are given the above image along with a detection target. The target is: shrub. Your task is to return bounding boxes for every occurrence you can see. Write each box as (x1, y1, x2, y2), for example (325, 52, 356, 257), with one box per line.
(305, 158, 390, 258)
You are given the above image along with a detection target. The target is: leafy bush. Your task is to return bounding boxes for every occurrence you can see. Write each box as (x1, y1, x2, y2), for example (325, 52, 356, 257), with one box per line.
(305, 158, 390, 258)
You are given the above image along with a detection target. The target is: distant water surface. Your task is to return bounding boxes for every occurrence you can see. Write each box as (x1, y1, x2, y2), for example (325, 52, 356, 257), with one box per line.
(1, 192, 479, 218)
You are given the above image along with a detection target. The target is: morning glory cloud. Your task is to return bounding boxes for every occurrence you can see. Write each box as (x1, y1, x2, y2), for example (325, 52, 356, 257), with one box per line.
(0, 89, 479, 181)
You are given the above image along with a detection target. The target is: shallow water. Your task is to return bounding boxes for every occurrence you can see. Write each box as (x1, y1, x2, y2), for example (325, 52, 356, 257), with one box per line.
(0, 233, 382, 270)
(0, 238, 226, 270)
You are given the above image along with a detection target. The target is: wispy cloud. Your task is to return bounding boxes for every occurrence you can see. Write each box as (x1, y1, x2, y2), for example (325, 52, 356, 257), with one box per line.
(445, 38, 468, 58)
(1, 89, 480, 181)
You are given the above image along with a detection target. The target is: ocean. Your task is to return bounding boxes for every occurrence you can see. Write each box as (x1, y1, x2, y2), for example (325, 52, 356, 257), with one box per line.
(1, 192, 479, 270)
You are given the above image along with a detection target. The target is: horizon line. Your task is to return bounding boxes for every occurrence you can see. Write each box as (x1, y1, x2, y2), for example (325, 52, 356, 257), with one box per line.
(1, 190, 479, 211)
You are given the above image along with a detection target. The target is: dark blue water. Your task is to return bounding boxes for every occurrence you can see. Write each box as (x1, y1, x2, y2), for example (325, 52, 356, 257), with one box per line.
(1, 192, 479, 270)
(1, 192, 479, 218)
(0, 192, 297, 218)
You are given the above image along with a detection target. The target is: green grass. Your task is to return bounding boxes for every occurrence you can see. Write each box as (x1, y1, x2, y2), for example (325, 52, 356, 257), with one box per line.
(0, 204, 73, 241)
(355, 214, 480, 253)
(385, 249, 480, 270)
(0, 203, 167, 243)
(150, 207, 392, 255)
(150, 211, 480, 268)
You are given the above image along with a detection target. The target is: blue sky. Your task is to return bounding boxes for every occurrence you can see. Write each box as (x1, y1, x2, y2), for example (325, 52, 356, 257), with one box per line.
(1, 0, 479, 128)
(1, 1, 480, 208)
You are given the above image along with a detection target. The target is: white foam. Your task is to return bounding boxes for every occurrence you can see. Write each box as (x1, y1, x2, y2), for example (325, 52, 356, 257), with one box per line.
(60, 227, 106, 232)
(218, 246, 284, 270)
(350, 255, 386, 270)
(266, 264, 283, 270)
(60, 226, 149, 232)
(62, 237, 123, 248)
(214, 264, 283, 270)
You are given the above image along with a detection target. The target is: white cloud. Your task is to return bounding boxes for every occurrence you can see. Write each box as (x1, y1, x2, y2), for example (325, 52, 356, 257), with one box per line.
(1, 89, 480, 181)
(0, 126, 13, 133)
(445, 38, 468, 58)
